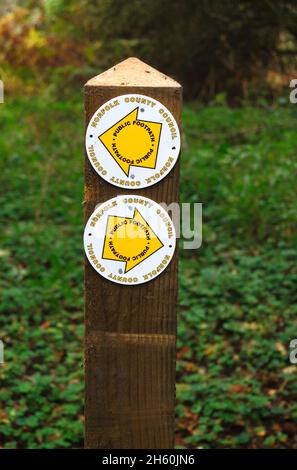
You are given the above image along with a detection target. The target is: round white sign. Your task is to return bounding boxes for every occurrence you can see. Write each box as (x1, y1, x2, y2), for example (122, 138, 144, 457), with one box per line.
(84, 195, 176, 285)
(85, 94, 180, 189)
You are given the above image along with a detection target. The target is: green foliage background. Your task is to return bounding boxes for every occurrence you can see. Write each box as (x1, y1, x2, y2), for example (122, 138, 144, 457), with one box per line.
(0, 0, 297, 100)
(0, 92, 297, 448)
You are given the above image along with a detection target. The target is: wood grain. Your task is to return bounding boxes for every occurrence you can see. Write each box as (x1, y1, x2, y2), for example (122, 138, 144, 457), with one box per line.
(84, 58, 182, 449)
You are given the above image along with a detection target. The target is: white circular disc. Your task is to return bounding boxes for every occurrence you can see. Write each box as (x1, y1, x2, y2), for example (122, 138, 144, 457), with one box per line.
(85, 94, 180, 189)
(84, 195, 176, 285)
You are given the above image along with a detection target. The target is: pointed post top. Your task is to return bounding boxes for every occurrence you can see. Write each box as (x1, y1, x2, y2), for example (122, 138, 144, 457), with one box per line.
(85, 57, 181, 89)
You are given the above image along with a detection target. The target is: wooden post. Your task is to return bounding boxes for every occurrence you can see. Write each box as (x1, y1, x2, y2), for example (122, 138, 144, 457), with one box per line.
(84, 57, 182, 449)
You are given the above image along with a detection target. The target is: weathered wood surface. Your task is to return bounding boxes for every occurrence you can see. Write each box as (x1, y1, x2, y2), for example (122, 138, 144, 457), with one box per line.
(84, 57, 182, 448)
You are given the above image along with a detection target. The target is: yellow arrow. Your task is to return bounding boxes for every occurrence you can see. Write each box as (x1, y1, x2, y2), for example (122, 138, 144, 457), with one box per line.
(99, 108, 162, 176)
(102, 209, 163, 273)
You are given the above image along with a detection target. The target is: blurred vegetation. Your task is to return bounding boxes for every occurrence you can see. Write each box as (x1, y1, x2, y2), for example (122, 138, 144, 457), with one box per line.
(0, 0, 296, 101)
(1, 0, 297, 450)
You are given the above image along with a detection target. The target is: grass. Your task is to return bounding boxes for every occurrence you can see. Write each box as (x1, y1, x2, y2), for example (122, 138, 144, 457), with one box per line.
(0, 93, 297, 448)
